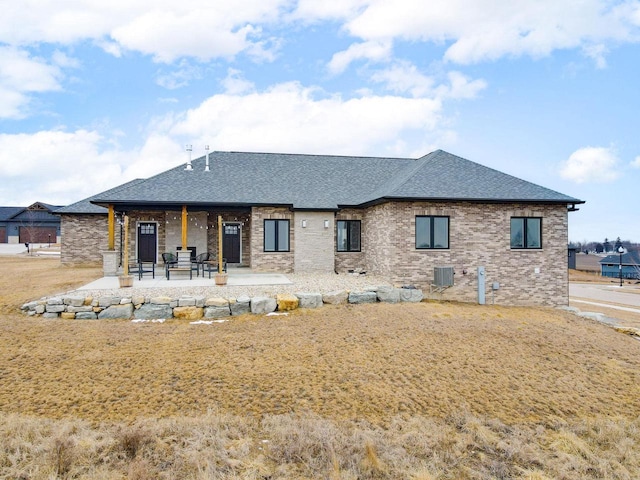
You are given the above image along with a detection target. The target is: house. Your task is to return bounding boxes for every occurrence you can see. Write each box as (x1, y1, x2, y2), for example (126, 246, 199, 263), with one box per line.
(56, 150, 583, 306)
(0, 202, 62, 244)
(600, 250, 640, 280)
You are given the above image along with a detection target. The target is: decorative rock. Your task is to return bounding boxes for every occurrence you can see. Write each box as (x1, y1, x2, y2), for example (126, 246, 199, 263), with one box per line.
(323, 290, 348, 305)
(205, 297, 229, 307)
(170, 301, 178, 308)
(251, 296, 277, 314)
(134, 304, 173, 320)
(98, 296, 120, 307)
(83, 297, 93, 306)
(35, 304, 45, 314)
(63, 296, 85, 307)
(377, 287, 400, 303)
(277, 294, 299, 311)
(75, 312, 98, 320)
(67, 305, 93, 313)
(98, 304, 134, 319)
(42, 312, 59, 319)
(120, 298, 132, 305)
(132, 296, 145, 306)
(296, 293, 323, 309)
(399, 289, 424, 303)
(21, 301, 37, 311)
(151, 296, 173, 305)
(173, 306, 204, 320)
(61, 312, 76, 320)
(46, 305, 66, 313)
(229, 296, 250, 316)
(204, 305, 231, 318)
(194, 296, 205, 307)
(47, 297, 63, 305)
(348, 291, 377, 304)
(178, 297, 196, 307)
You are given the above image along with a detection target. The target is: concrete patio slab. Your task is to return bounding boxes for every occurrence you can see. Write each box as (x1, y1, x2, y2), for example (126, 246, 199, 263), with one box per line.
(76, 271, 292, 290)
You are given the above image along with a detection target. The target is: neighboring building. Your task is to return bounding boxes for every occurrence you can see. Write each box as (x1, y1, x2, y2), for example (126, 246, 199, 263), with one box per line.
(568, 246, 579, 270)
(0, 202, 62, 244)
(600, 251, 640, 280)
(57, 150, 584, 306)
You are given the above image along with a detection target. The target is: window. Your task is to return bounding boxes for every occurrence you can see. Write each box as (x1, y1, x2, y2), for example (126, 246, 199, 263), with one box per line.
(510, 217, 541, 249)
(264, 219, 290, 252)
(337, 220, 361, 252)
(416, 216, 449, 249)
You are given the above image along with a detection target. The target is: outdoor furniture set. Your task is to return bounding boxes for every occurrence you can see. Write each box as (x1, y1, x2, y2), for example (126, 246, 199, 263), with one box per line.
(161, 252, 227, 280)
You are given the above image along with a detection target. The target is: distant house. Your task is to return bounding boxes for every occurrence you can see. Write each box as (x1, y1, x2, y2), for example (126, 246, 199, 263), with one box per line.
(56, 150, 584, 306)
(600, 251, 640, 280)
(0, 202, 61, 244)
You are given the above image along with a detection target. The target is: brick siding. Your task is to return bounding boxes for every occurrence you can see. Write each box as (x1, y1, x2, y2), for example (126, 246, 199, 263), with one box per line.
(250, 207, 294, 273)
(294, 211, 335, 273)
(60, 214, 108, 265)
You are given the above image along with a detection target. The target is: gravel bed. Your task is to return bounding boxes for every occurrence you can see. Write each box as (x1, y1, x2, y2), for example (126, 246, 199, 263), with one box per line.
(69, 273, 395, 300)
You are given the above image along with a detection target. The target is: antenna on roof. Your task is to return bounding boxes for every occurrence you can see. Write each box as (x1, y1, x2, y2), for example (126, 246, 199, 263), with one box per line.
(185, 145, 193, 171)
(204, 145, 210, 172)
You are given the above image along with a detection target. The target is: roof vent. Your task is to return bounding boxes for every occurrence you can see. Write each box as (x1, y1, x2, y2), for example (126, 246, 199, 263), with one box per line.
(204, 145, 210, 172)
(185, 144, 193, 171)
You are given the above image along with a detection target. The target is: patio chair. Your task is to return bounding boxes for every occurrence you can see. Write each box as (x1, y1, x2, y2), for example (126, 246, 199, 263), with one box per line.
(202, 257, 228, 278)
(128, 259, 155, 280)
(162, 252, 178, 279)
(192, 252, 210, 277)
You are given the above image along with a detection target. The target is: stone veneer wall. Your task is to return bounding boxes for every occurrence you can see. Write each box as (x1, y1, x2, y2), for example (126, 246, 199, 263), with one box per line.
(207, 210, 251, 266)
(335, 209, 366, 273)
(293, 211, 335, 273)
(361, 201, 569, 306)
(60, 214, 108, 265)
(250, 207, 294, 273)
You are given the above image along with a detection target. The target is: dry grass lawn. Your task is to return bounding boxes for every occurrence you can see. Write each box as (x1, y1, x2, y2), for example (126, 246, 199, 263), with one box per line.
(1, 256, 640, 479)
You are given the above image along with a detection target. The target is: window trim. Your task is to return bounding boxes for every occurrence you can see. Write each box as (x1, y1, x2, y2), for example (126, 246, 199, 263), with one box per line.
(263, 219, 290, 252)
(415, 215, 450, 250)
(510, 217, 542, 250)
(336, 220, 362, 252)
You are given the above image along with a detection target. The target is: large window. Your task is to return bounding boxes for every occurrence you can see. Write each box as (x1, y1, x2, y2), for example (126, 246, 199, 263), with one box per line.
(264, 219, 290, 252)
(337, 220, 361, 252)
(416, 216, 449, 249)
(510, 217, 541, 249)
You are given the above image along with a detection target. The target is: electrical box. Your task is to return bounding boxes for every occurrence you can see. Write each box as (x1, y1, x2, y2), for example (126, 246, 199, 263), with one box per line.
(433, 266, 454, 287)
(492, 282, 500, 290)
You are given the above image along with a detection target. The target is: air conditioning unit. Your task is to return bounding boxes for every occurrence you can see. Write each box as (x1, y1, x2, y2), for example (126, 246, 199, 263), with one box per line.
(433, 266, 454, 287)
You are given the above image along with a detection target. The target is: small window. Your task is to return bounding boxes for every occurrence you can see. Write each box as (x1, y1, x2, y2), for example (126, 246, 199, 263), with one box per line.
(416, 216, 449, 249)
(337, 220, 361, 252)
(511, 217, 542, 249)
(264, 219, 290, 252)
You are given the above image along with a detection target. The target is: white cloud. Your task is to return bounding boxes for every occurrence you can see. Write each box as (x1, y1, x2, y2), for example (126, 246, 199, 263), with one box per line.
(583, 44, 609, 69)
(328, 40, 392, 74)
(221, 68, 255, 95)
(155, 61, 203, 90)
(167, 81, 443, 156)
(0, 46, 63, 118)
(339, 0, 640, 65)
(631, 156, 640, 168)
(370, 63, 486, 100)
(560, 146, 620, 183)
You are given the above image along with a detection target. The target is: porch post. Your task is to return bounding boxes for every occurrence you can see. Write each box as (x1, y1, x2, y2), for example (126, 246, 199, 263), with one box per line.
(181, 205, 188, 250)
(108, 204, 115, 250)
(218, 215, 223, 273)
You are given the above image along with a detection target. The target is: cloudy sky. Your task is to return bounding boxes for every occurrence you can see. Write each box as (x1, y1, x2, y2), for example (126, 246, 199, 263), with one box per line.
(1, 0, 639, 242)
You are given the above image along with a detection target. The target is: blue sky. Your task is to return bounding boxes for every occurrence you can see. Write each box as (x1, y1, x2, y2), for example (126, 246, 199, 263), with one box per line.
(0, 0, 639, 243)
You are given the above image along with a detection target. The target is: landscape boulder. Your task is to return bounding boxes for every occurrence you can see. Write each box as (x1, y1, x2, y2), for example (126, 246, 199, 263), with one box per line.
(322, 290, 348, 305)
(348, 291, 377, 304)
(204, 305, 231, 318)
(296, 292, 323, 309)
(98, 304, 134, 319)
(276, 294, 299, 311)
(134, 304, 173, 320)
(75, 312, 98, 320)
(377, 287, 400, 303)
(251, 296, 277, 314)
(173, 306, 204, 320)
(399, 289, 424, 303)
(230, 296, 251, 316)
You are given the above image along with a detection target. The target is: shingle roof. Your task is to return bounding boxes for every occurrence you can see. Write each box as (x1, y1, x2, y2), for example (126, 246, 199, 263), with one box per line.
(87, 149, 583, 210)
(600, 251, 640, 266)
(0, 207, 23, 221)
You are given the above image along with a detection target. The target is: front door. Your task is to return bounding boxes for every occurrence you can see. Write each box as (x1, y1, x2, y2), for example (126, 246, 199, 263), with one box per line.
(223, 223, 241, 263)
(137, 223, 157, 262)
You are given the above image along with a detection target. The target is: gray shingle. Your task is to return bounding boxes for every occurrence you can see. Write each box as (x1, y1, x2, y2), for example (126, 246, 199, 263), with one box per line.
(88, 150, 583, 210)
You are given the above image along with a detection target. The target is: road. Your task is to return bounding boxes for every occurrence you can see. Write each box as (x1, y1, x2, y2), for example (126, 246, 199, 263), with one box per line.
(570, 283, 640, 308)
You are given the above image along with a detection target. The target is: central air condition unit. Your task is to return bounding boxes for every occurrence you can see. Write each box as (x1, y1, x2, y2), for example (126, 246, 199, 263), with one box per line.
(433, 266, 454, 287)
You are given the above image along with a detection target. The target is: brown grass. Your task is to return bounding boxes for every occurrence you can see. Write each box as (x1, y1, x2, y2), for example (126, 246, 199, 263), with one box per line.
(1, 256, 640, 479)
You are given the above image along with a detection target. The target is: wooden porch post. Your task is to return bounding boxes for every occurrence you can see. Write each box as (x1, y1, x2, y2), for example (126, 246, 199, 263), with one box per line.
(108, 205, 115, 250)
(218, 215, 223, 273)
(181, 205, 188, 250)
